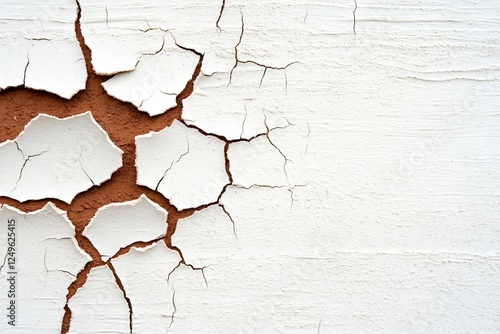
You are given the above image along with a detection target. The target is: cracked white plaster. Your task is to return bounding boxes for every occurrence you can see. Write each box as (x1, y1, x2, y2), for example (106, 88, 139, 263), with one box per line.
(78, 0, 241, 76)
(111, 241, 181, 332)
(101, 33, 199, 116)
(68, 265, 130, 334)
(83, 195, 167, 260)
(183, 62, 293, 141)
(228, 135, 289, 188)
(0, 112, 123, 203)
(135, 120, 228, 210)
(172, 205, 237, 268)
(0, 203, 91, 332)
(0, 0, 87, 98)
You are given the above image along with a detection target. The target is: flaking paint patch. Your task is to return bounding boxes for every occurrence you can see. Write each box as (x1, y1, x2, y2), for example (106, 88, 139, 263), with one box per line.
(0, 112, 123, 204)
(0, 0, 87, 98)
(101, 33, 200, 116)
(83, 195, 168, 260)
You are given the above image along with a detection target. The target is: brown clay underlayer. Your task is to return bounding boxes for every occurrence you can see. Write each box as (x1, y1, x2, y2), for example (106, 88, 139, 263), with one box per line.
(0, 6, 207, 333)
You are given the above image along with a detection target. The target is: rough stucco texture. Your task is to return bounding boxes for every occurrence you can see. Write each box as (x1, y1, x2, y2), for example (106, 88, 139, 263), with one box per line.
(0, 0, 500, 333)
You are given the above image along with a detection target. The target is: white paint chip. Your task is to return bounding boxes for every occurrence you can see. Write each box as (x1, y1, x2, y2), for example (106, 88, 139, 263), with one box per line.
(0, 112, 123, 203)
(228, 135, 288, 188)
(0, 0, 87, 98)
(83, 195, 168, 260)
(135, 120, 229, 210)
(101, 33, 199, 116)
(111, 241, 181, 332)
(0, 203, 91, 332)
(68, 265, 130, 334)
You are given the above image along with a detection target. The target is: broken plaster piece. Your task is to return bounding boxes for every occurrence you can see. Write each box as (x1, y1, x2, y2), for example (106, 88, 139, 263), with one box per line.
(68, 265, 130, 334)
(0, 203, 91, 332)
(102, 33, 200, 116)
(78, 0, 240, 76)
(0, 112, 123, 204)
(228, 135, 289, 188)
(111, 242, 181, 332)
(135, 120, 229, 210)
(83, 195, 168, 260)
(172, 204, 237, 268)
(0, 0, 87, 98)
(183, 62, 292, 140)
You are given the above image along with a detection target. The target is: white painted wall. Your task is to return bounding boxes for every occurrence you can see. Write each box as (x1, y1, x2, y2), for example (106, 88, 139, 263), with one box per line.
(0, 0, 499, 333)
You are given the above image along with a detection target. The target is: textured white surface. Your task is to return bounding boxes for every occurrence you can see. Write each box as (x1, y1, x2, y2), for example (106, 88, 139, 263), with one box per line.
(0, 204, 90, 333)
(102, 33, 200, 116)
(0, 0, 87, 98)
(170, 0, 500, 332)
(83, 195, 168, 260)
(135, 120, 229, 210)
(0, 112, 123, 203)
(111, 242, 181, 332)
(68, 265, 130, 334)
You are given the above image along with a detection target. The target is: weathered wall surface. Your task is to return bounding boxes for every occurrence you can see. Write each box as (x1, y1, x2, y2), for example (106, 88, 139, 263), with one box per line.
(0, 0, 499, 333)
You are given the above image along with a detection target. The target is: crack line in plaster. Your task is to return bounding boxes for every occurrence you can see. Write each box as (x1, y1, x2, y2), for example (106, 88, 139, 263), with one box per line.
(304, 121, 311, 155)
(353, 0, 358, 35)
(108, 262, 133, 334)
(168, 290, 177, 329)
(23, 53, 30, 85)
(105, 5, 110, 28)
(155, 136, 190, 191)
(12, 140, 50, 193)
(219, 203, 237, 238)
(216, 0, 226, 33)
(228, 10, 244, 86)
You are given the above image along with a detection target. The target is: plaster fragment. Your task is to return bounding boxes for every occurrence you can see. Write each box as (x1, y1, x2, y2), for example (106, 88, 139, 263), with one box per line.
(68, 265, 130, 334)
(172, 205, 237, 268)
(111, 242, 181, 332)
(135, 120, 229, 210)
(0, 112, 123, 203)
(183, 62, 292, 140)
(101, 33, 200, 116)
(0, 204, 90, 332)
(83, 195, 168, 260)
(0, 0, 87, 98)
(228, 135, 288, 188)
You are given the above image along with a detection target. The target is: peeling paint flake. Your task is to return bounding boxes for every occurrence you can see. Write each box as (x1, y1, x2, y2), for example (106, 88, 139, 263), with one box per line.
(102, 33, 200, 116)
(0, 0, 87, 98)
(83, 195, 168, 260)
(0, 112, 123, 203)
(0, 204, 90, 332)
(135, 120, 229, 210)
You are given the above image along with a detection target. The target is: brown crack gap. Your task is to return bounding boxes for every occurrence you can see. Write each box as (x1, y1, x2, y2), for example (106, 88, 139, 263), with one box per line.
(0, 2, 206, 333)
